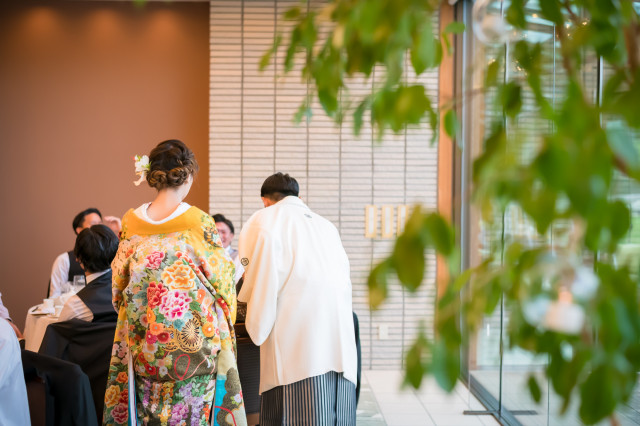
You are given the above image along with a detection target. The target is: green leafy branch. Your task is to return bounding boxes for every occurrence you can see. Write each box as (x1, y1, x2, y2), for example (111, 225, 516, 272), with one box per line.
(260, 0, 463, 138)
(266, 0, 640, 424)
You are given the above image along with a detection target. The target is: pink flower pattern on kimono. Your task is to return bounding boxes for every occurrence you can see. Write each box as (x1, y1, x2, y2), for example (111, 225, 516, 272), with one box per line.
(159, 290, 192, 321)
(147, 282, 168, 309)
(145, 251, 165, 269)
(111, 403, 128, 425)
(170, 402, 189, 425)
(146, 332, 158, 344)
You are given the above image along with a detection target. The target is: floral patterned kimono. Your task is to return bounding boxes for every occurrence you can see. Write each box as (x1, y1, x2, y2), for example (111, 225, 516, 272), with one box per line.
(103, 207, 247, 426)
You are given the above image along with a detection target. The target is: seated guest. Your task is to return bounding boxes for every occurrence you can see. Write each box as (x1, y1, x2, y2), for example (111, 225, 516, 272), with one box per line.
(0, 292, 23, 338)
(58, 224, 119, 322)
(48, 208, 103, 298)
(0, 318, 30, 425)
(103, 215, 123, 238)
(213, 213, 244, 283)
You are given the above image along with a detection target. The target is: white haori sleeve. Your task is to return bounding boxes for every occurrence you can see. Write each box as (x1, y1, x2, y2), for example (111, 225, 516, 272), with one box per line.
(238, 226, 280, 346)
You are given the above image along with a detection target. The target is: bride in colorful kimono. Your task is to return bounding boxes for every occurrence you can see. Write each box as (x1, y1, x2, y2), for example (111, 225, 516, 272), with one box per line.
(103, 140, 246, 426)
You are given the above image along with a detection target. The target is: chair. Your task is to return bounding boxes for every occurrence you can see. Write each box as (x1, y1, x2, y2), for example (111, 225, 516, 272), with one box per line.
(39, 319, 116, 423)
(21, 350, 98, 426)
(23, 369, 46, 426)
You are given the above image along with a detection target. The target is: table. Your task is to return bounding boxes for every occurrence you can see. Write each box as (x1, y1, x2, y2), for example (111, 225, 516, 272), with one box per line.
(24, 307, 60, 352)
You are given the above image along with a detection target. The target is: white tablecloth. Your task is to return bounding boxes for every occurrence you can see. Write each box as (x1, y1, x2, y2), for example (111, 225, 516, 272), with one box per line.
(23, 308, 60, 352)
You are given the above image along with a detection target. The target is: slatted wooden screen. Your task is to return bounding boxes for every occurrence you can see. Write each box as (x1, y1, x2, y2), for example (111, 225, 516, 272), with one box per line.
(210, 0, 440, 369)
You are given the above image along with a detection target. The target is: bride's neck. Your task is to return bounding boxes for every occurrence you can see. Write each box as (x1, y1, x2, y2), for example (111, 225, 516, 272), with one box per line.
(147, 189, 183, 221)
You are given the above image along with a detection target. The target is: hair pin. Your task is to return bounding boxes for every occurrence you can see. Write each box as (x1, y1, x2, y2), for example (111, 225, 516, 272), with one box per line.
(133, 155, 150, 186)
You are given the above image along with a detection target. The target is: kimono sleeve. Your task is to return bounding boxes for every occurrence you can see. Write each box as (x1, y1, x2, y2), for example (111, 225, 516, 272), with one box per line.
(110, 239, 132, 311)
(238, 226, 280, 346)
(198, 213, 237, 318)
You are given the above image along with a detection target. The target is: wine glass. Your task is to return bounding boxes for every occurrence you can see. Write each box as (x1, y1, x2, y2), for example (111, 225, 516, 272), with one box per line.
(73, 275, 86, 293)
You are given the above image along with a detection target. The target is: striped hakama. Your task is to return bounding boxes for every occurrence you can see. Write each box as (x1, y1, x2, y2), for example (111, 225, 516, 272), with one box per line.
(260, 371, 356, 426)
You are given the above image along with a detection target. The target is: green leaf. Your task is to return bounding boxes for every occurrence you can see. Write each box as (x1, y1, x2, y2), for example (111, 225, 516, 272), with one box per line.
(609, 70, 640, 129)
(547, 346, 588, 413)
(585, 17, 622, 61)
(431, 339, 460, 392)
(513, 40, 535, 71)
(452, 267, 474, 291)
(260, 33, 283, 71)
(441, 34, 452, 55)
(527, 375, 542, 403)
(293, 96, 313, 124)
(539, 0, 564, 25)
(472, 123, 506, 184)
(353, 98, 369, 135)
(405, 341, 426, 388)
(535, 140, 571, 190)
(444, 22, 466, 34)
(367, 259, 392, 309)
(499, 82, 522, 118)
(485, 56, 502, 87)
(371, 85, 433, 134)
(606, 121, 640, 174)
(392, 233, 425, 291)
(579, 365, 619, 424)
(259, 51, 273, 71)
(410, 21, 442, 75)
(521, 186, 557, 234)
(484, 276, 503, 314)
(443, 109, 459, 139)
(283, 6, 301, 20)
(424, 213, 455, 256)
(393, 207, 428, 291)
(285, 26, 301, 72)
(318, 88, 339, 116)
(404, 327, 429, 389)
(426, 101, 438, 144)
(506, 0, 527, 29)
(609, 200, 631, 243)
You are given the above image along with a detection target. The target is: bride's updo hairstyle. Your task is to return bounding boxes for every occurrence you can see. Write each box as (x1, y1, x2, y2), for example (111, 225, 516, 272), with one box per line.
(146, 139, 199, 190)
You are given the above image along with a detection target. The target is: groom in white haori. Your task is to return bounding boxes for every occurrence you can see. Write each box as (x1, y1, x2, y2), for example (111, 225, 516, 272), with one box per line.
(238, 172, 357, 425)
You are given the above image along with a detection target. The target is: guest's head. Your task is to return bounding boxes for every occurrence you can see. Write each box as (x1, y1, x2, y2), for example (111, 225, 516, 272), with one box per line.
(212, 214, 234, 248)
(72, 208, 103, 235)
(261, 173, 299, 207)
(146, 139, 199, 199)
(74, 224, 119, 274)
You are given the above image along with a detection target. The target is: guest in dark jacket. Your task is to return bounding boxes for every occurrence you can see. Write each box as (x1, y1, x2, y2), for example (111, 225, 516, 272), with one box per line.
(58, 224, 119, 322)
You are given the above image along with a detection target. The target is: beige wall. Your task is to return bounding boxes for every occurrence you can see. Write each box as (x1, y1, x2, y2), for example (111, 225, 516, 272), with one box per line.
(0, 0, 210, 328)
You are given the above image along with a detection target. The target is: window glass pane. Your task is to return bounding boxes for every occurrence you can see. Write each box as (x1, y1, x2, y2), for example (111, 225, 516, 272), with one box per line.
(464, 1, 638, 424)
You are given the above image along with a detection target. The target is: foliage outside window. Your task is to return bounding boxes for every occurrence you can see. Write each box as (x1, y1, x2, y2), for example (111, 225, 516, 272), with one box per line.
(261, 0, 640, 424)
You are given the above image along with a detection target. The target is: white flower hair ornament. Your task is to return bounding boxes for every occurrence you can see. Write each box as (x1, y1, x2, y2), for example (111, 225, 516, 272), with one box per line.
(133, 155, 150, 186)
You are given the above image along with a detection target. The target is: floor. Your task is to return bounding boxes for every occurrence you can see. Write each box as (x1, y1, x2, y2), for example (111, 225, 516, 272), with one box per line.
(358, 370, 640, 426)
(356, 370, 501, 426)
(470, 370, 640, 426)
